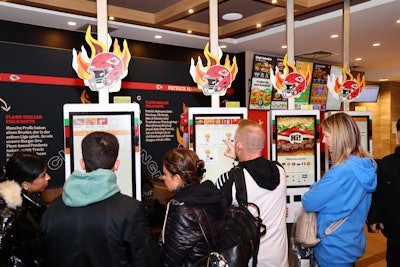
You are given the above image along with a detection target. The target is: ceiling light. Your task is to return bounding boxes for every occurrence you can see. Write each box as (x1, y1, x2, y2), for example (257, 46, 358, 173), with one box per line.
(272, 0, 278, 3)
(256, 23, 262, 28)
(222, 13, 243, 21)
(372, 43, 380, 47)
(396, 19, 400, 23)
(379, 78, 389, 81)
(109, 16, 115, 21)
(330, 34, 338, 38)
(220, 45, 227, 49)
(281, 45, 287, 49)
(188, 9, 194, 14)
(154, 35, 162, 39)
(355, 58, 362, 61)
(67, 21, 76, 26)
(187, 30, 192, 34)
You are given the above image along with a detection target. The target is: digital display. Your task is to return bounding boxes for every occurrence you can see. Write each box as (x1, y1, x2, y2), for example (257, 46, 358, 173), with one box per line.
(189, 107, 247, 183)
(352, 84, 380, 103)
(352, 116, 370, 152)
(64, 104, 141, 199)
(274, 115, 318, 187)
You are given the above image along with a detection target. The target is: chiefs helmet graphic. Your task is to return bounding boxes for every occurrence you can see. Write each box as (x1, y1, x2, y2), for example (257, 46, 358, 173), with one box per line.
(202, 65, 232, 95)
(339, 80, 361, 101)
(87, 52, 124, 91)
(281, 72, 306, 98)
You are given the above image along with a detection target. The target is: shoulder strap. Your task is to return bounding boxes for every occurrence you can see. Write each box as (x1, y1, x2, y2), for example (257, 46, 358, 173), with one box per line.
(230, 166, 247, 205)
(323, 195, 363, 237)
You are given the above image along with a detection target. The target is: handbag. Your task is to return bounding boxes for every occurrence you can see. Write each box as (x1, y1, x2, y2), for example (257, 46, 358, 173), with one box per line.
(192, 208, 247, 267)
(293, 207, 350, 248)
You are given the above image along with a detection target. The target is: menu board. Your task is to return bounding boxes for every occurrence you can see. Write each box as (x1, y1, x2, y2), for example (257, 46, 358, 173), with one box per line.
(310, 64, 331, 110)
(250, 54, 287, 110)
(294, 60, 314, 109)
(249, 77, 273, 109)
(274, 114, 318, 187)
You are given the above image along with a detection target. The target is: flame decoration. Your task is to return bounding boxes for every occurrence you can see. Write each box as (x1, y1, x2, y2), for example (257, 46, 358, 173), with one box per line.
(270, 54, 311, 98)
(189, 42, 238, 96)
(327, 64, 365, 102)
(72, 25, 131, 93)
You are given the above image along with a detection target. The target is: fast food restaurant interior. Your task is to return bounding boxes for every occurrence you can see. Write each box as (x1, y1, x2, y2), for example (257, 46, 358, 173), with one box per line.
(1, 0, 400, 266)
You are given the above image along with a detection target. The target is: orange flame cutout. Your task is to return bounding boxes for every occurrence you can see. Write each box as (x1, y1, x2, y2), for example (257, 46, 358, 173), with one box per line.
(190, 42, 238, 88)
(271, 54, 311, 91)
(204, 42, 220, 67)
(333, 64, 366, 94)
(80, 89, 91, 103)
(85, 26, 107, 60)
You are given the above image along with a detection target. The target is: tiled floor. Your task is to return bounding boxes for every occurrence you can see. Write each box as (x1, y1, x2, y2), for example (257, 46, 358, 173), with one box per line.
(356, 227, 387, 267)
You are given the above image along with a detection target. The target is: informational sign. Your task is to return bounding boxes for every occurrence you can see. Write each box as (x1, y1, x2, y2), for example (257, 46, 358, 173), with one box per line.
(294, 60, 314, 109)
(189, 107, 247, 183)
(249, 77, 273, 109)
(63, 103, 141, 199)
(271, 110, 320, 222)
(310, 64, 331, 110)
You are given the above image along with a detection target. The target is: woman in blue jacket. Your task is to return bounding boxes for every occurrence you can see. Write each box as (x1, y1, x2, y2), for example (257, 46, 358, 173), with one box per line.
(302, 112, 377, 267)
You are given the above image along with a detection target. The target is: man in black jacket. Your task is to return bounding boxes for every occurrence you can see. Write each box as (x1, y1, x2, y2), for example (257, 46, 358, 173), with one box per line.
(41, 131, 161, 267)
(368, 119, 400, 267)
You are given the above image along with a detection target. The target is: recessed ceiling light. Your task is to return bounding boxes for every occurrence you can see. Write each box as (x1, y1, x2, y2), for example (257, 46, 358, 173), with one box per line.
(67, 21, 76, 26)
(222, 13, 243, 21)
(372, 43, 380, 47)
(188, 9, 194, 14)
(330, 34, 339, 38)
(396, 19, 400, 24)
(355, 58, 362, 61)
(187, 30, 192, 34)
(109, 16, 115, 21)
(256, 23, 262, 28)
(379, 78, 389, 81)
(154, 35, 162, 39)
(272, 0, 278, 3)
(281, 45, 287, 49)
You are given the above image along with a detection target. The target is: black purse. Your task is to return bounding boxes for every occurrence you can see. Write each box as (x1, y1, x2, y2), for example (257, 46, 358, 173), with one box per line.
(191, 208, 247, 267)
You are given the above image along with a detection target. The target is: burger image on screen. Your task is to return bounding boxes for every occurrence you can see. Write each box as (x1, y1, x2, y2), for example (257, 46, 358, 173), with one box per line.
(277, 117, 315, 153)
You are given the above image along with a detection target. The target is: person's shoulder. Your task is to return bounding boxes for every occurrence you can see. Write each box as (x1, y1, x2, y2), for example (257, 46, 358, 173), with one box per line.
(215, 170, 233, 189)
(111, 192, 141, 205)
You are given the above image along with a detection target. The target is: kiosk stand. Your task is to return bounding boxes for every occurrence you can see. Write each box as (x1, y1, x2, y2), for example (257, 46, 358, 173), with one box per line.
(270, 110, 321, 223)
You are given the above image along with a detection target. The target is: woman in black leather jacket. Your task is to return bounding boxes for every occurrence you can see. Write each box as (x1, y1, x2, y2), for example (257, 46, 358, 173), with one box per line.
(0, 152, 50, 267)
(160, 148, 227, 267)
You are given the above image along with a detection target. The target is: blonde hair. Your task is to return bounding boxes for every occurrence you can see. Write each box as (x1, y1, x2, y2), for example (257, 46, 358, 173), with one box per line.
(235, 119, 265, 152)
(322, 112, 374, 166)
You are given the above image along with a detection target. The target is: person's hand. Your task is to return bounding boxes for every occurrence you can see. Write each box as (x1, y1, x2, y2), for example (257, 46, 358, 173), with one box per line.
(369, 223, 384, 233)
(223, 139, 235, 159)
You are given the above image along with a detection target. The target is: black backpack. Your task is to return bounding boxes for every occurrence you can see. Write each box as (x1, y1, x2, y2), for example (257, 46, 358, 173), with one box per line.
(223, 166, 267, 267)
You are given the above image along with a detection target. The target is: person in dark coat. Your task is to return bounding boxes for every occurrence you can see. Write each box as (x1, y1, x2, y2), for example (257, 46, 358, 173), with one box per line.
(368, 118, 400, 267)
(160, 148, 227, 267)
(0, 151, 50, 267)
(41, 131, 161, 267)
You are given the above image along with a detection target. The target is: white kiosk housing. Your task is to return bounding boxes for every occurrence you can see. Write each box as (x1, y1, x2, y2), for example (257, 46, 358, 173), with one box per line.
(63, 103, 142, 199)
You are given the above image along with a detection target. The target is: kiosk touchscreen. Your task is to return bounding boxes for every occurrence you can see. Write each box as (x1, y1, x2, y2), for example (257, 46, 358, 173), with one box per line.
(188, 107, 247, 183)
(270, 110, 320, 222)
(63, 103, 141, 199)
